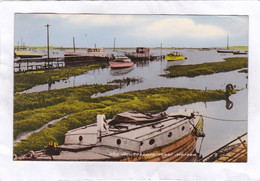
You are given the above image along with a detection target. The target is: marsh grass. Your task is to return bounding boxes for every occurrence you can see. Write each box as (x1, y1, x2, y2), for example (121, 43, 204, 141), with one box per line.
(14, 64, 107, 93)
(161, 57, 248, 78)
(14, 85, 228, 155)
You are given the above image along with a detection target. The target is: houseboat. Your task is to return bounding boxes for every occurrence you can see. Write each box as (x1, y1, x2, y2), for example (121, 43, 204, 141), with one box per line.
(165, 51, 186, 61)
(15, 108, 205, 162)
(64, 48, 111, 66)
(124, 47, 151, 61)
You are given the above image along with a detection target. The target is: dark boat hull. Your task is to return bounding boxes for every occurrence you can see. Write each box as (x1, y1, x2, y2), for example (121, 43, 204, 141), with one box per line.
(64, 55, 110, 66)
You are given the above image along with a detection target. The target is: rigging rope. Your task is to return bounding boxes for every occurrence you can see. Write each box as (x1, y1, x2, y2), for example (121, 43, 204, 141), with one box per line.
(200, 114, 247, 122)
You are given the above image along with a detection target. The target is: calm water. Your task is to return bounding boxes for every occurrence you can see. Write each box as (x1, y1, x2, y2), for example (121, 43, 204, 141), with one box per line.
(18, 49, 248, 157)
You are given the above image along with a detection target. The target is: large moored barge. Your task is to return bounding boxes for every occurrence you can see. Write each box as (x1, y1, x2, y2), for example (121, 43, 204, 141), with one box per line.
(15, 108, 204, 162)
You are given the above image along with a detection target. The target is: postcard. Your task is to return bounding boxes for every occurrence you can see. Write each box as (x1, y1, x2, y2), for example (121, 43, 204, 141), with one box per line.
(1, 1, 260, 180)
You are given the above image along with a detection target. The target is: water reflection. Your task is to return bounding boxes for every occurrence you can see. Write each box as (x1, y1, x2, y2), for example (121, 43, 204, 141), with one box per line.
(108, 77, 143, 89)
(110, 67, 134, 76)
(135, 60, 150, 67)
(166, 59, 185, 67)
(225, 84, 235, 110)
(225, 98, 234, 110)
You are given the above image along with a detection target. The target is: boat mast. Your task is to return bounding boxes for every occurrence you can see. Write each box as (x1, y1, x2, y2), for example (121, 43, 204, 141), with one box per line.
(161, 42, 162, 59)
(73, 37, 76, 52)
(227, 34, 229, 50)
(113, 37, 116, 51)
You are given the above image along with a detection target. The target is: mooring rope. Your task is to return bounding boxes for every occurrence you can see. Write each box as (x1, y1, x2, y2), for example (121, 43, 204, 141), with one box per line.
(199, 114, 247, 122)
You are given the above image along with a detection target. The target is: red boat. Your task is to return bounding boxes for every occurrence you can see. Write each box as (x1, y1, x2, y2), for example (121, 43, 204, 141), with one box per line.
(109, 56, 134, 69)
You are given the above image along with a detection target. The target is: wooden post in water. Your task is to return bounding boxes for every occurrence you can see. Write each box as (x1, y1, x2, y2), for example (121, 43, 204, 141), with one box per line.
(26, 60, 29, 71)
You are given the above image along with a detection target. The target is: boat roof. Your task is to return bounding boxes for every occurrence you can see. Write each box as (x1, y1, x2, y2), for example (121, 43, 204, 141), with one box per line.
(108, 111, 168, 125)
(87, 48, 105, 52)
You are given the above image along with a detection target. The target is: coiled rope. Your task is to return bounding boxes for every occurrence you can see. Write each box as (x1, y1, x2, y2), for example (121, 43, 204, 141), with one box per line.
(200, 114, 247, 122)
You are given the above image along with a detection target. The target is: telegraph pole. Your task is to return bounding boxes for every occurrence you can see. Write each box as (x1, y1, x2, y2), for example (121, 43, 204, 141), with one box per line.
(45, 24, 50, 68)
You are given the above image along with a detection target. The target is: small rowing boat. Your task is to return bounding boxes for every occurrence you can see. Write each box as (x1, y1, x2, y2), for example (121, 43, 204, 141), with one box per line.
(109, 56, 134, 69)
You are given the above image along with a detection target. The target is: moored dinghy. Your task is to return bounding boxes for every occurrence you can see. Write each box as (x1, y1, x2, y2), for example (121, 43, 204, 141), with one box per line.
(15, 108, 205, 161)
(109, 55, 134, 69)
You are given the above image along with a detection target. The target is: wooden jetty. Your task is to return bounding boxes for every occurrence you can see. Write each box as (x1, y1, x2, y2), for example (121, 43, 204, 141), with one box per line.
(216, 141, 247, 162)
(14, 57, 65, 73)
(199, 133, 247, 162)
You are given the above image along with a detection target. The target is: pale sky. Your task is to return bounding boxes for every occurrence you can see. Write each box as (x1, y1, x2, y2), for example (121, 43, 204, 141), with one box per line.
(14, 14, 248, 48)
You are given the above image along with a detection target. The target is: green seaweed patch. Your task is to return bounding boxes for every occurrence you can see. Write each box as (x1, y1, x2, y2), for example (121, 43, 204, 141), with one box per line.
(161, 57, 248, 78)
(14, 84, 118, 140)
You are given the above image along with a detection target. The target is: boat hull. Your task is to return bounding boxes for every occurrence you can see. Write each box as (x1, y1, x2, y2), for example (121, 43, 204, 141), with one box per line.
(64, 55, 110, 66)
(15, 50, 43, 58)
(120, 133, 199, 162)
(109, 61, 134, 69)
(217, 50, 234, 53)
(64, 49, 111, 66)
(166, 56, 186, 61)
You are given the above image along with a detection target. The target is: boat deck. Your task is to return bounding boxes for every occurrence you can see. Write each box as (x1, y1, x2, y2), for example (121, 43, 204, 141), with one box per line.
(16, 145, 133, 161)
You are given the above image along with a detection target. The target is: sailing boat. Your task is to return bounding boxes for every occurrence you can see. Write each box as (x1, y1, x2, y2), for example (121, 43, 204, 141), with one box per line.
(217, 34, 234, 53)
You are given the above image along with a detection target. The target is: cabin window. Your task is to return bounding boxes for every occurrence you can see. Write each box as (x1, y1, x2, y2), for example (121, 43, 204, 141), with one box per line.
(168, 132, 172, 137)
(149, 139, 155, 145)
(182, 126, 185, 131)
(79, 136, 83, 141)
(116, 139, 121, 145)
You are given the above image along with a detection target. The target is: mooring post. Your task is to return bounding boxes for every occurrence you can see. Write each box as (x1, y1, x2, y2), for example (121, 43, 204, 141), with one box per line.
(26, 60, 29, 71)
